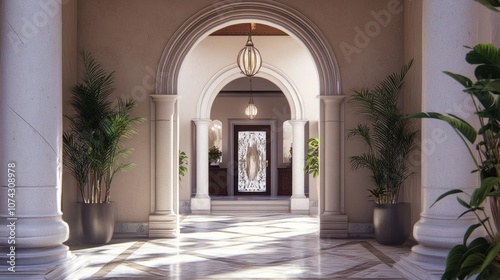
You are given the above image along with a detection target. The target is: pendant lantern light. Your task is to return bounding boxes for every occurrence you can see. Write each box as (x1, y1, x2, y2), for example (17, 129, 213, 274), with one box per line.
(237, 23, 262, 77)
(244, 78, 258, 120)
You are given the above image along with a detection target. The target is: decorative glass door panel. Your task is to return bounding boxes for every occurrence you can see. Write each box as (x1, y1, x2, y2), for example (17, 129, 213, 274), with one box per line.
(238, 131, 266, 192)
(234, 125, 271, 195)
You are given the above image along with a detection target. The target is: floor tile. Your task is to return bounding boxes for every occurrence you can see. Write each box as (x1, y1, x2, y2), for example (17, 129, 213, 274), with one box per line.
(70, 214, 410, 279)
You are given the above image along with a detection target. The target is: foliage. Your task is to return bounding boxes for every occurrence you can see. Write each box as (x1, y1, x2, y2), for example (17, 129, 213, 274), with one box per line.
(208, 146, 222, 161)
(63, 52, 144, 204)
(474, 0, 500, 11)
(304, 138, 319, 178)
(348, 60, 418, 204)
(179, 150, 188, 181)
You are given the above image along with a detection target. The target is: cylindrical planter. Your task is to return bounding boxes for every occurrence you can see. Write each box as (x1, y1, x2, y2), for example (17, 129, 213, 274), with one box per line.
(81, 202, 115, 244)
(373, 202, 411, 245)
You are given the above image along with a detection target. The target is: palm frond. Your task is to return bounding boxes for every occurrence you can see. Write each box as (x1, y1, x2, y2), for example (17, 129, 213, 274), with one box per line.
(348, 60, 417, 203)
(63, 51, 144, 204)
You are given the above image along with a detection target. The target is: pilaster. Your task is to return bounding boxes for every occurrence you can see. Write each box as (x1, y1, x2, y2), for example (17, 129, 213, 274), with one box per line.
(319, 96, 348, 238)
(289, 120, 309, 214)
(149, 95, 180, 238)
(192, 119, 212, 214)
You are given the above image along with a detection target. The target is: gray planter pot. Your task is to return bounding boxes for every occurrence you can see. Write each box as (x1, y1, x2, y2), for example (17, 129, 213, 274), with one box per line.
(81, 202, 115, 244)
(373, 202, 411, 245)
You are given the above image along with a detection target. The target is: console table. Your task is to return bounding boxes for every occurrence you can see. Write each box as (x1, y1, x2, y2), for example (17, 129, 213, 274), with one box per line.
(277, 167, 292, 196)
(209, 166, 228, 196)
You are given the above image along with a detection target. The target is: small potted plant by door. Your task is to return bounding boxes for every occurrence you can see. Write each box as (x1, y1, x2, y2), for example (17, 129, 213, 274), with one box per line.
(209, 146, 222, 166)
(304, 138, 319, 178)
(348, 60, 418, 245)
(63, 52, 144, 244)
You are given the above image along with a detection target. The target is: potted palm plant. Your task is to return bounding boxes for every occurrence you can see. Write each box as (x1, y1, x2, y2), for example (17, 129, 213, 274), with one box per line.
(63, 52, 144, 244)
(348, 60, 418, 245)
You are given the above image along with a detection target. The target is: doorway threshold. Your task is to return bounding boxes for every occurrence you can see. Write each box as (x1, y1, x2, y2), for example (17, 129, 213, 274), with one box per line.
(211, 196, 291, 201)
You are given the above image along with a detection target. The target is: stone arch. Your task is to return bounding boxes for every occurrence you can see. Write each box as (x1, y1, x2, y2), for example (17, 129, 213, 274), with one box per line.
(155, 0, 341, 96)
(196, 64, 304, 120)
(150, 0, 348, 238)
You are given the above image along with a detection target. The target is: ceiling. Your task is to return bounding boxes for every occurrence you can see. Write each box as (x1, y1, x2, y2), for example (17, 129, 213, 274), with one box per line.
(211, 24, 287, 95)
(211, 23, 287, 36)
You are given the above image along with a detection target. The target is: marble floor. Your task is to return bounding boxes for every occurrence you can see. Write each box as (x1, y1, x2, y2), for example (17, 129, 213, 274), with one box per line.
(69, 214, 413, 279)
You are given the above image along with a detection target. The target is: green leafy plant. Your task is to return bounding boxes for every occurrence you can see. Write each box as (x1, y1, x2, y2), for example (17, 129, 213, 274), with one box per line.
(304, 138, 319, 178)
(475, 0, 500, 11)
(63, 52, 144, 203)
(179, 150, 188, 181)
(348, 60, 418, 204)
(411, 42, 500, 279)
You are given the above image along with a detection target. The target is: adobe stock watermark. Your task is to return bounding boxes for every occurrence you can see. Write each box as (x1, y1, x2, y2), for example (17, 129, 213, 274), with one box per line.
(112, 65, 156, 108)
(339, 0, 403, 64)
(7, 0, 71, 54)
(128, 65, 156, 103)
(407, 96, 477, 169)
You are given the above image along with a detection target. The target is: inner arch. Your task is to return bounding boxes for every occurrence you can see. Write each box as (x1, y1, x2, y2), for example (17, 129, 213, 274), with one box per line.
(197, 64, 304, 120)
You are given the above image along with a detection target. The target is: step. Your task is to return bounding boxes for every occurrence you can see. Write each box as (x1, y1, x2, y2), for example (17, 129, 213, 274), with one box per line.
(211, 198, 290, 213)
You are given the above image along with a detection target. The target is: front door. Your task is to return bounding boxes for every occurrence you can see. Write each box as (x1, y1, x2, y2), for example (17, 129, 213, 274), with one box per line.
(234, 125, 271, 196)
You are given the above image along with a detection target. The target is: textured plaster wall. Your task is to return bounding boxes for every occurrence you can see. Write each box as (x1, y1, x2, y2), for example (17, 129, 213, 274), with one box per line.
(402, 0, 423, 237)
(67, 0, 405, 228)
(61, 0, 80, 242)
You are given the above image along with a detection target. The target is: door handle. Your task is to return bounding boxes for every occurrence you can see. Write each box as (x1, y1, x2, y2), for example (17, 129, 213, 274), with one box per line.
(266, 160, 269, 167)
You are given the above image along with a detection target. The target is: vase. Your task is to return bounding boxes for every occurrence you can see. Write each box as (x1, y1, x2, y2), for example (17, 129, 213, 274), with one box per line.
(373, 202, 411, 245)
(81, 202, 115, 244)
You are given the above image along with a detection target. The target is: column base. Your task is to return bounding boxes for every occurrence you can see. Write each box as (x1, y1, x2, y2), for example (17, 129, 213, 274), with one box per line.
(148, 213, 178, 238)
(394, 254, 444, 280)
(290, 197, 309, 214)
(320, 213, 348, 238)
(0, 251, 86, 280)
(191, 196, 211, 214)
(393, 215, 476, 278)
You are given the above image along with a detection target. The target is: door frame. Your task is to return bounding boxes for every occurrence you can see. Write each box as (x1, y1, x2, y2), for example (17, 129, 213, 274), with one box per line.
(228, 119, 278, 197)
(233, 125, 272, 196)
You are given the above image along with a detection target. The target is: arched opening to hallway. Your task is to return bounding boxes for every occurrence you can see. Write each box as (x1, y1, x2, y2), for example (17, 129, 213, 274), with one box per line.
(150, 0, 347, 238)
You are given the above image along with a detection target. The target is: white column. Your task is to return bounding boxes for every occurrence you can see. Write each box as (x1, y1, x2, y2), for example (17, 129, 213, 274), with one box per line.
(395, 1, 479, 278)
(0, 0, 75, 276)
(319, 96, 348, 238)
(290, 120, 309, 213)
(149, 95, 179, 238)
(191, 119, 211, 214)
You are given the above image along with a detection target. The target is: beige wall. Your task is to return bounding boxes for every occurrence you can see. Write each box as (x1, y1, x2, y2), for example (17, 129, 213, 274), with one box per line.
(64, 0, 406, 230)
(403, 0, 423, 236)
(62, 0, 80, 242)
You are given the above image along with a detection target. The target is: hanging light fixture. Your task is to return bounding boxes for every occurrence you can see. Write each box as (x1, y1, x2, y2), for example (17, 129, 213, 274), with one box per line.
(245, 78, 258, 119)
(237, 23, 262, 77)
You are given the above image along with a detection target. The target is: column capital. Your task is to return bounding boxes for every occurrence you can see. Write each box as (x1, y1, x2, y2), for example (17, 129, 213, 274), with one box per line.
(150, 94, 181, 103)
(193, 118, 212, 126)
(289, 119, 308, 126)
(318, 95, 346, 104)
(151, 95, 179, 121)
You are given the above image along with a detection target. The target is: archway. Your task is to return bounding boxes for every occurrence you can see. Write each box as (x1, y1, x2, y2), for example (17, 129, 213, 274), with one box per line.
(150, 0, 348, 238)
(196, 64, 304, 120)
(191, 64, 308, 213)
